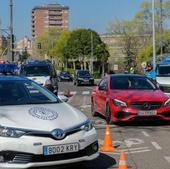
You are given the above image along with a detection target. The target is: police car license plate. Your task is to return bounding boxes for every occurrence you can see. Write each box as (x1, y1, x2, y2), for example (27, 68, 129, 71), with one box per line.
(43, 143, 79, 155)
(137, 111, 157, 116)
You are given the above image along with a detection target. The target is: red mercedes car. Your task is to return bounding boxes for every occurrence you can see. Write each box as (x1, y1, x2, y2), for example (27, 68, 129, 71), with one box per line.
(91, 74, 170, 123)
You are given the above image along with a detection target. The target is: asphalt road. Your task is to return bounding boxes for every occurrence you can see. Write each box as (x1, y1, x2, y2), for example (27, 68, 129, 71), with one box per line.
(37, 81, 170, 169)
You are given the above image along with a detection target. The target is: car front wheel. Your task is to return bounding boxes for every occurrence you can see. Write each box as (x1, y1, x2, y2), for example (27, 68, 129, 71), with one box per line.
(105, 104, 112, 124)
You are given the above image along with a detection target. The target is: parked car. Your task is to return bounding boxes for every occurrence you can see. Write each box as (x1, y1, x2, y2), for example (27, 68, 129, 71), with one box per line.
(19, 60, 58, 95)
(91, 74, 170, 123)
(74, 70, 94, 86)
(58, 71, 73, 82)
(0, 76, 99, 168)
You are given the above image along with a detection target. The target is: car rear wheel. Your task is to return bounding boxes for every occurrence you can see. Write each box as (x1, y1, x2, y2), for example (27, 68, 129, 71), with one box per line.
(105, 104, 112, 124)
(91, 99, 97, 116)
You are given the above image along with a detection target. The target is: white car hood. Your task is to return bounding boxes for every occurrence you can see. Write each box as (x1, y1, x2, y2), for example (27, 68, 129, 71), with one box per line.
(27, 76, 50, 85)
(0, 103, 87, 131)
(156, 76, 170, 86)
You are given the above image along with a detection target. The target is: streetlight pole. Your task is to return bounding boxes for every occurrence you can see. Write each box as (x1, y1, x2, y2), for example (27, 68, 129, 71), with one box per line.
(152, 0, 156, 69)
(90, 31, 93, 74)
(9, 0, 14, 62)
(160, 0, 163, 56)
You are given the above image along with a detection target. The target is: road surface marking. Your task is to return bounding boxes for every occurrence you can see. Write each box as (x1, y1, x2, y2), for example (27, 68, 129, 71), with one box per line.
(82, 91, 90, 95)
(142, 131, 150, 137)
(58, 92, 64, 95)
(70, 91, 77, 95)
(164, 156, 170, 163)
(151, 142, 162, 150)
(80, 104, 91, 108)
(122, 147, 150, 152)
(101, 149, 151, 155)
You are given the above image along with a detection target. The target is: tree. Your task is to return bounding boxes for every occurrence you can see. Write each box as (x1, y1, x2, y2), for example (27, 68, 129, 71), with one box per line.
(107, 19, 140, 72)
(50, 31, 71, 69)
(19, 48, 30, 62)
(134, 0, 170, 34)
(35, 28, 62, 58)
(64, 29, 109, 72)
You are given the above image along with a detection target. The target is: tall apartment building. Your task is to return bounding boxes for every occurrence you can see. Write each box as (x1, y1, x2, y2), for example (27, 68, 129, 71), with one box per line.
(32, 3, 69, 39)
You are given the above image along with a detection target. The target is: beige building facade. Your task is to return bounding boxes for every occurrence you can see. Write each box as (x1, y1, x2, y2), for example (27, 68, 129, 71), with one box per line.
(32, 3, 69, 39)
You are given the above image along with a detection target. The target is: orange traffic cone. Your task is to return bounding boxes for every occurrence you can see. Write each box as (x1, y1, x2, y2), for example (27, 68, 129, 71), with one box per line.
(64, 89, 72, 97)
(100, 124, 115, 152)
(118, 151, 128, 169)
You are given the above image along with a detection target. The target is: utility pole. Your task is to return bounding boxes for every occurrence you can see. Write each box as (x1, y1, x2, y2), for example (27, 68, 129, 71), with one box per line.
(160, 0, 163, 56)
(152, 0, 156, 69)
(9, 0, 14, 62)
(90, 31, 93, 74)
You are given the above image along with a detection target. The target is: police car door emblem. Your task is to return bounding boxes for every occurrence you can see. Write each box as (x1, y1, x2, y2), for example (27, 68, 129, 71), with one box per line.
(29, 107, 58, 120)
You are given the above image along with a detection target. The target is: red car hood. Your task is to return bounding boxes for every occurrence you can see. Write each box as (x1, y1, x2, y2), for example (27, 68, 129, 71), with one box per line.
(110, 89, 168, 103)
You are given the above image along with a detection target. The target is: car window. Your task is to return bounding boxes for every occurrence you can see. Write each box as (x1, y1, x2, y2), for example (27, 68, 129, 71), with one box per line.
(110, 76, 156, 90)
(98, 78, 108, 91)
(77, 71, 90, 77)
(0, 80, 59, 106)
(21, 65, 51, 76)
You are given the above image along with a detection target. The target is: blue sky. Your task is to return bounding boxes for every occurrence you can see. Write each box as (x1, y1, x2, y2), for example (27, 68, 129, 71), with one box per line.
(0, 0, 143, 40)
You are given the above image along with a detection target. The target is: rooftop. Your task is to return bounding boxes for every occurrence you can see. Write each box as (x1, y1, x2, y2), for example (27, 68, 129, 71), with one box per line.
(32, 3, 69, 11)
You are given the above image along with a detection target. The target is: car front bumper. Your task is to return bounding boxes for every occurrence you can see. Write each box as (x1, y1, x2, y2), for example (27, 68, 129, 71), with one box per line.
(110, 104, 170, 122)
(0, 128, 99, 169)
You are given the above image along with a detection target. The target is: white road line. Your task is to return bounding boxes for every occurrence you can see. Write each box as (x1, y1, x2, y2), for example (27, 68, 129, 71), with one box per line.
(142, 131, 150, 137)
(58, 92, 64, 95)
(122, 147, 150, 152)
(151, 142, 162, 150)
(82, 91, 90, 95)
(164, 156, 170, 163)
(100, 149, 151, 155)
(70, 91, 77, 95)
(80, 105, 91, 108)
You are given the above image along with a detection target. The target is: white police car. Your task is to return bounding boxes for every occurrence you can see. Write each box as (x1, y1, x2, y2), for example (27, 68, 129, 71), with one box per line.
(0, 76, 99, 168)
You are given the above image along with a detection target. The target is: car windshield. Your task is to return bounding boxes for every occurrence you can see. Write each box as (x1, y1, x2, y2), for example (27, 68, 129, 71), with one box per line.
(21, 65, 51, 76)
(110, 76, 156, 90)
(156, 65, 170, 76)
(77, 71, 90, 77)
(0, 80, 60, 106)
(60, 72, 70, 76)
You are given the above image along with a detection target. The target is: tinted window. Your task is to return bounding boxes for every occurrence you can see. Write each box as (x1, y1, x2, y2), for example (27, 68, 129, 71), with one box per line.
(110, 76, 156, 90)
(0, 80, 59, 106)
(77, 71, 90, 77)
(156, 65, 170, 76)
(21, 65, 51, 76)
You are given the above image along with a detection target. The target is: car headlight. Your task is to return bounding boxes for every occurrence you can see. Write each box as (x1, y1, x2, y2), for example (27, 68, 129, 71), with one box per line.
(0, 126, 26, 138)
(81, 120, 93, 131)
(113, 99, 127, 107)
(164, 98, 170, 106)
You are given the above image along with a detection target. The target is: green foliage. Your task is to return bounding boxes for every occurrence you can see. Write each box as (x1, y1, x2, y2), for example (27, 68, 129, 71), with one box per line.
(19, 49, 30, 62)
(63, 29, 109, 62)
(50, 31, 71, 62)
(35, 27, 62, 57)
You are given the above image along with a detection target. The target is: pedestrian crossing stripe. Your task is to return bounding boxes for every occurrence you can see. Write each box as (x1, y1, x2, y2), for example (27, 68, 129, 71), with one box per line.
(58, 91, 90, 95)
(82, 91, 90, 95)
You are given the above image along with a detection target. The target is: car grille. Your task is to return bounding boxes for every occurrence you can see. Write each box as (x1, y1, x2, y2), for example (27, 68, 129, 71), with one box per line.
(131, 102, 163, 110)
(11, 154, 32, 164)
(7, 141, 98, 164)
